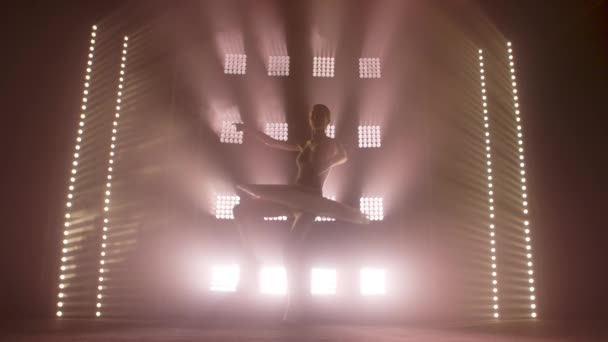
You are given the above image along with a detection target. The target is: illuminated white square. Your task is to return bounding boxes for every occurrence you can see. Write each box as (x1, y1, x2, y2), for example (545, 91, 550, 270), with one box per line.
(220, 121, 244, 144)
(359, 58, 381, 78)
(325, 124, 335, 138)
(313, 57, 335, 78)
(210, 264, 239, 292)
(360, 197, 384, 221)
(224, 54, 247, 75)
(311, 268, 337, 295)
(358, 125, 381, 148)
(360, 268, 386, 296)
(315, 196, 336, 222)
(264, 122, 288, 141)
(268, 56, 290, 76)
(260, 266, 287, 295)
(215, 195, 240, 220)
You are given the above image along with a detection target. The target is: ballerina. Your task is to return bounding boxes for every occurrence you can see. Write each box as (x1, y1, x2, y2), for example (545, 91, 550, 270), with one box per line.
(232, 104, 369, 321)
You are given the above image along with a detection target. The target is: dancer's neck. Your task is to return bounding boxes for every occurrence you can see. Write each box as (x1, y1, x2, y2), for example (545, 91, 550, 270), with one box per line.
(311, 128, 325, 140)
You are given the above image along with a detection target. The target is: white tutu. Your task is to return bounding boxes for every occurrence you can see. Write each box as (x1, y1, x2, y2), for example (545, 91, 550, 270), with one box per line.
(236, 184, 370, 224)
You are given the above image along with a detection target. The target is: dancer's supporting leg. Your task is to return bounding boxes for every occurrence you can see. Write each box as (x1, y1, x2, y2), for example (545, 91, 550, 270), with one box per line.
(233, 198, 290, 295)
(283, 212, 315, 321)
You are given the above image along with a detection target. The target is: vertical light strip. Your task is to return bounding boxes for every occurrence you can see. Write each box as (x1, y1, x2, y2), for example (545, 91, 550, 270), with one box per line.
(506, 41, 537, 318)
(56, 25, 98, 318)
(95, 36, 129, 318)
(478, 49, 500, 319)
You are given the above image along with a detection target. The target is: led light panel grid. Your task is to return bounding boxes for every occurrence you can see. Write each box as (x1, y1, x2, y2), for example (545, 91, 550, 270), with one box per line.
(263, 216, 288, 221)
(268, 55, 290, 76)
(210, 264, 240, 292)
(220, 121, 244, 144)
(311, 268, 337, 295)
(507, 42, 537, 318)
(360, 268, 387, 296)
(224, 54, 247, 75)
(94, 35, 130, 318)
(215, 195, 240, 220)
(359, 58, 381, 78)
(325, 124, 335, 138)
(56, 24, 99, 318)
(264, 122, 288, 141)
(360, 197, 384, 221)
(260, 266, 287, 295)
(478, 49, 500, 319)
(313, 57, 335, 78)
(358, 125, 381, 148)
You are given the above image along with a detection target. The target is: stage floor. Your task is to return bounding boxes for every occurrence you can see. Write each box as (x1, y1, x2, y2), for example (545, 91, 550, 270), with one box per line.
(1, 320, 607, 341)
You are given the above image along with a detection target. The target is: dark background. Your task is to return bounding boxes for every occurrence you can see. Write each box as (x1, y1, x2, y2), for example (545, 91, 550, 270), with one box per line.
(1, 0, 606, 320)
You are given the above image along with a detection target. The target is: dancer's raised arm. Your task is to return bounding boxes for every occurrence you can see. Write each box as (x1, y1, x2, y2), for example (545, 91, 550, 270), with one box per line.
(234, 123, 301, 152)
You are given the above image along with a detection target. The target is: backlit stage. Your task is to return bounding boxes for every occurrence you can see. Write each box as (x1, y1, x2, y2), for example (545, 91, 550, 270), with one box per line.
(53, 0, 539, 324)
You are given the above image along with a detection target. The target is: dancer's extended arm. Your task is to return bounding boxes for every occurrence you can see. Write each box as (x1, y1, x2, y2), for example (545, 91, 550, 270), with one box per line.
(234, 123, 301, 152)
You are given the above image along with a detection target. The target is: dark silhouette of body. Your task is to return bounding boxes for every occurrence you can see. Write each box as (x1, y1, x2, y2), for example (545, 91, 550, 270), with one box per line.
(233, 104, 349, 321)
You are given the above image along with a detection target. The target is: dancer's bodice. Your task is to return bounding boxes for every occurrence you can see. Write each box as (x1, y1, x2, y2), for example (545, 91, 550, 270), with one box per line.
(295, 135, 337, 193)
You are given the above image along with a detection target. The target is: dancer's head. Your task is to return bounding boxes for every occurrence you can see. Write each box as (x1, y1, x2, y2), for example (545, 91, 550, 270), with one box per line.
(310, 104, 331, 131)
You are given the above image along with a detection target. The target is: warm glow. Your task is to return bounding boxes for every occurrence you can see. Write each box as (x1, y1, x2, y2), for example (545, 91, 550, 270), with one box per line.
(210, 264, 240, 292)
(260, 266, 287, 295)
(360, 268, 387, 296)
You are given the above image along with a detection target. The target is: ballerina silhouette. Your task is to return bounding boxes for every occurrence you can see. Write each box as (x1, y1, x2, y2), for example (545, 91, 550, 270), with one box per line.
(232, 104, 369, 321)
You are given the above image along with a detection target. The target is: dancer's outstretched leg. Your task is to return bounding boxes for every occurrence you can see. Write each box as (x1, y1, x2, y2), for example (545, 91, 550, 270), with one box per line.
(233, 198, 291, 296)
(283, 212, 315, 322)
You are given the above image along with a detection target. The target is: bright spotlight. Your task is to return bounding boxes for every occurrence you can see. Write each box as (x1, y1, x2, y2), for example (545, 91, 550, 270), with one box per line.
(220, 121, 244, 144)
(215, 195, 240, 220)
(210, 264, 240, 292)
(359, 58, 381, 78)
(360, 268, 386, 296)
(224, 54, 247, 75)
(311, 268, 337, 295)
(264, 122, 288, 141)
(260, 266, 287, 295)
(358, 125, 381, 148)
(268, 55, 290, 76)
(313, 57, 335, 78)
(360, 197, 384, 221)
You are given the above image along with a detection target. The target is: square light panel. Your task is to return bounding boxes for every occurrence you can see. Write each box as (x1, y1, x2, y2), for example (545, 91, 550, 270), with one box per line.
(220, 121, 244, 144)
(224, 54, 247, 75)
(264, 122, 288, 141)
(360, 268, 387, 296)
(359, 58, 381, 78)
(268, 56, 290, 76)
(215, 195, 240, 220)
(313, 57, 335, 78)
(311, 268, 337, 295)
(358, 125, 381, 148)
(360, 197, 384, 221)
